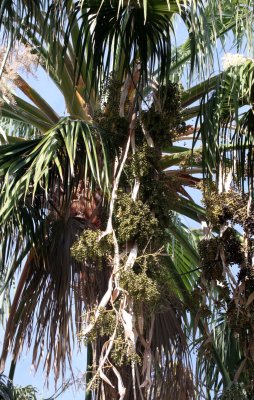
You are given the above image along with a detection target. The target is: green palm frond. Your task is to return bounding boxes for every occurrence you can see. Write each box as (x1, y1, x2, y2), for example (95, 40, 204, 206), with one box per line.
(64, 0, 231, 94)
(0, 117, 111, 380)
(164, 219, 237, 394)
(68, 0, 174, 91)
(0, 6, 92, 119)
(194, 294, 247, 398)
(194, 58, 254, 190)
(1, 0, 253, 93)
(1, 1, 254, 396)
(0, 117, 38, 143)
(0, 118, 110, 224)
(165, 218, 200, 297)
(0, 373, 38, 400)
(0, 0, 40, 39)
(0, 373, 68, 400)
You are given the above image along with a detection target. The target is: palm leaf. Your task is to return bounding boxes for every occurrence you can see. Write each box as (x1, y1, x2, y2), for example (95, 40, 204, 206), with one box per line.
(195, 58, 254, 190)
(0, 118, 110, 223)
(0, 372, 68, 400)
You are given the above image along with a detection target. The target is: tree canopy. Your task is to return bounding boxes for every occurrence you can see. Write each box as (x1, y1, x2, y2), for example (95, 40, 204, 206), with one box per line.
(0, 1, 254, 399)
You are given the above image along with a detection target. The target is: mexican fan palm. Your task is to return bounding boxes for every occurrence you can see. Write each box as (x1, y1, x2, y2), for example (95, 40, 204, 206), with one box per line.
(0, 1, 253, 399)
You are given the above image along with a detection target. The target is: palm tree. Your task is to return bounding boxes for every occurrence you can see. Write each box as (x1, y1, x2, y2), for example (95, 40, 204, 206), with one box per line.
(0, 1, 253, 399)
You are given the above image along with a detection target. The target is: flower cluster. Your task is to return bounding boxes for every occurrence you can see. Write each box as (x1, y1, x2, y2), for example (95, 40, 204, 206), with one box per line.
(0, 44, 38, 105)
(222, 53, 254, 70)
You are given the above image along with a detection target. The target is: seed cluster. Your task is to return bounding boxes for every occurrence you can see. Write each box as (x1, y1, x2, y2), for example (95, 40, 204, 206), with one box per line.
(202, 186, 249, 227)
(95, 76, 129, 151)
(71, 230, 113, 263)
(126, 143, 160, 181)
(82, 307, 116, 343)
(111, 334, 141, 367)
(115, 192, 160, 243)
(198, 228, 243, 282)
(141, 82, 185, 148)
(198, 238, 224, 282)
(196, 181, 254, 390)
(220, 384, 248, 400)
(120, 269, 159, 305)
(70, 78, 191, 391)
(81, 307, 141, 367)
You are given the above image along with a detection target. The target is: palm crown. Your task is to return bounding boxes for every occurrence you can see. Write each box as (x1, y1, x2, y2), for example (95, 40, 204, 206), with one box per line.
(0, 1, 254, 399)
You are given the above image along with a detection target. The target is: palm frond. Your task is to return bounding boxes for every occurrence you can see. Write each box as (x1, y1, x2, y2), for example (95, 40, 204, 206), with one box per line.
(195, 57, 254, 191)
(0, 118, 111, 379)
(0, 117, 38, 142)
(63, 0, 230, 96)
(0, 373, 68, 400)
(0, 373, 38, 400)
(0, 118, 110, 224)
